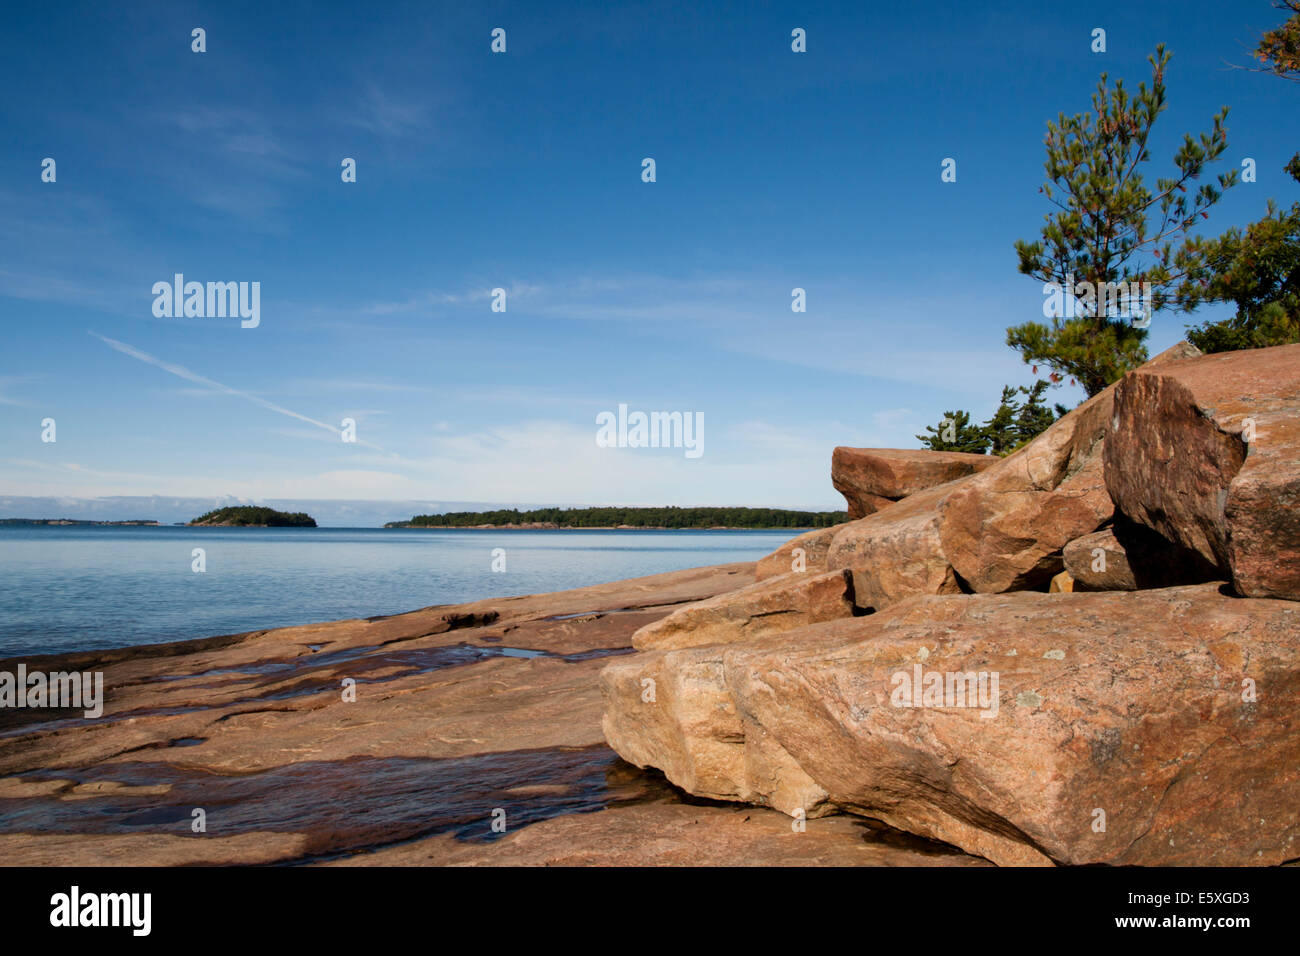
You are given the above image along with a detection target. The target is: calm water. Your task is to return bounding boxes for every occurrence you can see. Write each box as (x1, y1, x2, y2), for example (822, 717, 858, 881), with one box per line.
(0, 526, 792, 659)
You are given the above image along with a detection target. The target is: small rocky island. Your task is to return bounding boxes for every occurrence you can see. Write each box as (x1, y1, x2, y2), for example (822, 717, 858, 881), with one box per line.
(189, 506, 317, 528)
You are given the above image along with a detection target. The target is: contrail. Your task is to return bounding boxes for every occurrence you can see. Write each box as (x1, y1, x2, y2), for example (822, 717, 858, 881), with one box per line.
(90, 332, 384, 451)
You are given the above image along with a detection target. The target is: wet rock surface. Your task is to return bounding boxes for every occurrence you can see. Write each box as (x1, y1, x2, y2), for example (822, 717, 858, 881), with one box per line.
(0, 561, 984, 866)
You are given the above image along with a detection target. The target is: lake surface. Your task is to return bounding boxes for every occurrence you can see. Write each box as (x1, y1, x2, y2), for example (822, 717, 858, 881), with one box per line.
(0, 526, 793, 659)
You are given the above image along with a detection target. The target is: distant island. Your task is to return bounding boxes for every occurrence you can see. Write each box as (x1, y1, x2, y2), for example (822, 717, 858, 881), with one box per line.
(385, 506, 848, 530)
(189, 506, 317, 527)
(0, 518, 160, 526)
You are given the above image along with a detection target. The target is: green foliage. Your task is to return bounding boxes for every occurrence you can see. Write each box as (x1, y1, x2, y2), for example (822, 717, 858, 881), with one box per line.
(389, 507, 848, 530)
(917, 381, 1062, 457)
(983, 387, 1021, 455)
(1183, 282, 1300, 354)
(1014, 380, 1060, 448)
(1010, 45, 1237, 395)
(1254, 1, 1300, 80)
(1176, 2, 1300, 353)
(983, 380, 1063, 456)
(916, 410, 989, 453)
(191, 506, 317, 527)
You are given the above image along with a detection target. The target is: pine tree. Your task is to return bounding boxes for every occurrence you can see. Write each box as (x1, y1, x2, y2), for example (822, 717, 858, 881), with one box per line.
(916, 410, 989, 454)
(1177, 4, 1300, 352)
(1013, 380, 1059, 447)
(1254, 1, 1300, 80)
(917, 379, 1063, 457)
(983, 387, 1021, 456)
(1009, 45, 1237, 396)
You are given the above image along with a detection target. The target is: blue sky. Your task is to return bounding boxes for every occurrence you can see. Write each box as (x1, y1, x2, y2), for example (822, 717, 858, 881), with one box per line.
(2, 0, 1296, 519)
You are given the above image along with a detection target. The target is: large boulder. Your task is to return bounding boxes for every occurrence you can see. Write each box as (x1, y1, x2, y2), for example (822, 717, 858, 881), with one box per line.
(631, 569, 856, 651)
(832, 447, 994, 519)
(1103, 343, 1300, 601)
(936, 394, 1113, 593)
(600, 641, 832, 817)
(825, 480, 968, 611)
(936, 342, 1203, 594)
(603, 584, 1300, 866)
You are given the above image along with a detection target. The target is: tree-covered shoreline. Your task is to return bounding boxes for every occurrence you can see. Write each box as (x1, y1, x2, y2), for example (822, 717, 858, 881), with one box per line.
(386, 507, 847, 529)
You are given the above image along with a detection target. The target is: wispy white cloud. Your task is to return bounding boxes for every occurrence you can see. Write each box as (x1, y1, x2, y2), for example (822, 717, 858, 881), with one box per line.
(89, 332, 385, 451)
(154, 106, 303, 178)
(345, 83, 431, 138)
(0, 375, 39, 407)
(0, 268, 116, 310)
(6, 458, 172, 485)
(360, 290, 471, 316)
(285, 379, 432, 394)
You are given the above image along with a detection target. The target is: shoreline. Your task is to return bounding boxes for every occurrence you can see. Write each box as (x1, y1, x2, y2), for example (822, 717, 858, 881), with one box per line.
(1, 522, 822, 532)
(0, 529, 800, 660)
(384, 523, 822, 531)
(0, 561, 983, 866)
(0, 519, 161, 527)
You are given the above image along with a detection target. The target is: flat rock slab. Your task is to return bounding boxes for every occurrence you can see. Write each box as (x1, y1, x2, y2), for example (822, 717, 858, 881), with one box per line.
(327, 800, 991, 867)
(0, 561, 977, 867)
(632, 569, 856, 650)
(832, 447, 994, 518)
